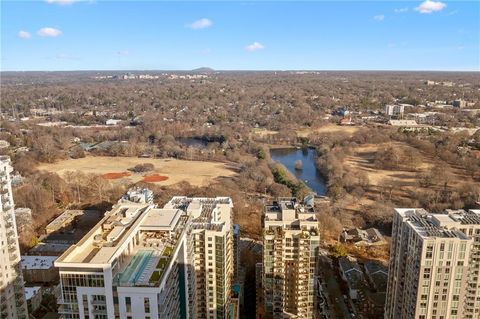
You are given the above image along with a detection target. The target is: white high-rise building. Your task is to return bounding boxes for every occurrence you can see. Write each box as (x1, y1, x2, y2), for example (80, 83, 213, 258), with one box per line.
(262, 198, 320, 318)
(164, 197, 235, 319)
(55, 194, 236, 319)
(385, 208, 480, 319)
(0, 156, 28, 319)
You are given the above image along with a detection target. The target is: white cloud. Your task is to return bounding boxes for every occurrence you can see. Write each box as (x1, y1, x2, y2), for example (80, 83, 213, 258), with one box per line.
(45, 0, 79, 5)
(394, 7, 409, 13)
(18, 31, 31, 39)
(186, 18, 213, 30)
(415, 0, 446, 14)
(37, 27, 62, 37)
(245, 42, 265, 52)
(116, 50, 129, 56)
(373, 15, 385, 21)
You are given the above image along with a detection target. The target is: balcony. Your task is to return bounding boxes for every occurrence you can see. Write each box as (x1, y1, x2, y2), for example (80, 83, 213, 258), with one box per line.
(91, 299, 107, 306)
(9, 252, 18, 261)
(15, 298, 25, 308)
(92, 307, 107, 315)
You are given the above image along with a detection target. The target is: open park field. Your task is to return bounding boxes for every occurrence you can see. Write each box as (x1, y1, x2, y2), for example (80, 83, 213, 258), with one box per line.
(252, 124, 362, 138)
(296, 124, 361, 137)
(342, 141, 477, 214)
(37, 156, 237, 186)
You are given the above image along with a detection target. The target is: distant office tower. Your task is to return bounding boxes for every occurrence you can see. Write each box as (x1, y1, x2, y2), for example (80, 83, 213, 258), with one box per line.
(56, 194, 236, 319)
(262, 198, 320, 318)
(385, 104, 405, 117)
(385, 208, 480, 319)
(0, 156, 28, 319)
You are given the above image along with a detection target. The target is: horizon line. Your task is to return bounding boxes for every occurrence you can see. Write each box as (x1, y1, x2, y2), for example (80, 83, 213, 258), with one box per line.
(1, 68, 479, 73)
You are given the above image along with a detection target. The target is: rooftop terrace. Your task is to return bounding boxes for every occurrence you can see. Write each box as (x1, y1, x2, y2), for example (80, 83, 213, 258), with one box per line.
(264, 198, 317, 224)
(165, 196, 233, 232)
(56, 195, 190, 289)
(56, 202, 153, 265)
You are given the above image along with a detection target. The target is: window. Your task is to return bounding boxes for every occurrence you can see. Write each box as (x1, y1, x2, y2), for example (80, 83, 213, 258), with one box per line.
(144, 298, 150, 313)
(426, 245, 434, 259)
(125, 297, 131, 313)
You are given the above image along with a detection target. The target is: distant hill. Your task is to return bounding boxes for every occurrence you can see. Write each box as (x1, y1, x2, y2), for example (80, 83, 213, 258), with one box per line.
(192, 67, 215, 73)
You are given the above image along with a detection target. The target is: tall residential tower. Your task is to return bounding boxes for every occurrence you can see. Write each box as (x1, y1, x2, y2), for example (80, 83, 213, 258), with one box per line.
(262, 198, 320, 318)
(0, 156, 28, 319)
(385, 208, 480, 319)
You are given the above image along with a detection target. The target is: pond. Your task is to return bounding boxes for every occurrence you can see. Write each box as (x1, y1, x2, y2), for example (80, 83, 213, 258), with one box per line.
(176, 137, 210, 149)
(270, 147, 327, 196)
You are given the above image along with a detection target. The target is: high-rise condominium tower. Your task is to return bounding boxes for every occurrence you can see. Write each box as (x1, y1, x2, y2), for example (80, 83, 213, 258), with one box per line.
(0, 156, 28, 319)
(262, 198, 320, 319)
(55, 193, 236, 319)
(385, 208, 480, 319)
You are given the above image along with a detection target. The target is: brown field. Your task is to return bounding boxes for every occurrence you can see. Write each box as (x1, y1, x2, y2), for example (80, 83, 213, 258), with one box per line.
(37, 156, 237, 186)
(345, 142, 433, 186)
(253, 124, 361, 138)
(296, 124, 361, 137)
(344, 141, 475, 208)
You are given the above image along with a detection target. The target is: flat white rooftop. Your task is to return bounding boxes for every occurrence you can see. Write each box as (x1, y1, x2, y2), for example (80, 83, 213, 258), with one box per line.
(24, 287, 41, 301)
(21, 256, 57, 270)
(56, 202, 153, 265)
(141, 208, 181, 230)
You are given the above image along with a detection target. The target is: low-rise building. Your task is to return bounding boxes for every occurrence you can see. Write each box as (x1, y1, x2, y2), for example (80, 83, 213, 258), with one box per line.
(21, 256, 59, 283)
(340, 228, 386, 246)
(0, 140, 10, 149)
(25, 286, 43, 313)
(453, 99, 467, 108)
(45, 210, 84, 234)
(28, 243, 72, 256)
(388, 119, 418, 127)
(339, 257, 366, 300)
(363, 261, 388, 293)
(105, 119, 122, 126)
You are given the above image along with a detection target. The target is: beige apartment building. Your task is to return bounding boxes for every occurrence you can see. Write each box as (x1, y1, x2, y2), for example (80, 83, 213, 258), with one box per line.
(55, 193, 236, 319)
(261, 198, 320, 319)
(385, 208, 480, 319)
(0, 156, 28, 319)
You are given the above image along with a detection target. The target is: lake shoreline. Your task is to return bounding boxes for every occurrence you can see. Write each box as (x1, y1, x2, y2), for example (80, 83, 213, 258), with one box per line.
(269, 147, 327, 196)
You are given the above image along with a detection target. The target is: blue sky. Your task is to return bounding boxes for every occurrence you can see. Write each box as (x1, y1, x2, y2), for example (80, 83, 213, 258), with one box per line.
(1, 0, 479, 71)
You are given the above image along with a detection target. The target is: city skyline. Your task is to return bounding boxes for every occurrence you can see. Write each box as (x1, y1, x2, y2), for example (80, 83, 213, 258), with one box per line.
(1, 0, 479, 71)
